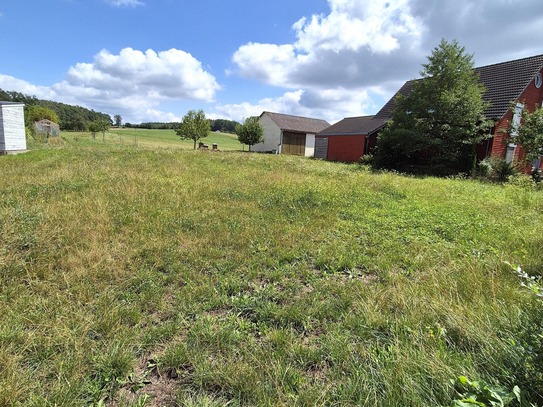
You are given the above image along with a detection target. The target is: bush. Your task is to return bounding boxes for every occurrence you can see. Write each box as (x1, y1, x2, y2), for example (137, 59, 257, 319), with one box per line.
(477, 158, 493, 177)
(373, 128, 429, 170)
(531, 167, 542, 184)
(478, 157, 516, 181)
(493, 158, 516, 181)
(359, 154, 374, 166)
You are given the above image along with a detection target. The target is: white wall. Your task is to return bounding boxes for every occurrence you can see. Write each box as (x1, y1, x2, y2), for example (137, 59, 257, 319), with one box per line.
(304, 134, 315, 157)
(0, 103, 26, 153)
(253, 114, 282, 153)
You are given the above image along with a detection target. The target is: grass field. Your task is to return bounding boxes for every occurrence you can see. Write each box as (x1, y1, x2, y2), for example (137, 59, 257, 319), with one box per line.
(1, 137, 542, 406)
(71, 128, 244, 150)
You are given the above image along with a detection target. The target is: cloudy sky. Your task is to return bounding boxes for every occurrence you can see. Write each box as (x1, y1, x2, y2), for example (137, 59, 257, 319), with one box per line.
(1, 0, 543, 124)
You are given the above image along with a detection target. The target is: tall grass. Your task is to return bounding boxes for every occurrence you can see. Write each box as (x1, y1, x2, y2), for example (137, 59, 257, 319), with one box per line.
(0, 139, 542, 405)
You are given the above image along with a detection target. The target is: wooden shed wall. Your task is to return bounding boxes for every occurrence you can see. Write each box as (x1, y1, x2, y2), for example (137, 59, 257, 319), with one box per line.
(0, 103, 26, 153)
(326, 135, 366, 162)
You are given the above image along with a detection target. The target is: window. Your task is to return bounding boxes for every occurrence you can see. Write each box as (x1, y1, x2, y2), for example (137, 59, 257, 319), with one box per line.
(505, 143, 516, 164)
(510, 102, 524, 137)
(536, 73, 543, 89)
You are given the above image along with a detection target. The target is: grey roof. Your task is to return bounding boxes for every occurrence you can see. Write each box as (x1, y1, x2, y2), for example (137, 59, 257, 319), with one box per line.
(374, 81, 416, 119)
(261, 111, 330, 134)
(375, 54, 543, 121)
(476, 54, 543, 119)
(318, 115, 388, 136)
(0, 101, 25, 106)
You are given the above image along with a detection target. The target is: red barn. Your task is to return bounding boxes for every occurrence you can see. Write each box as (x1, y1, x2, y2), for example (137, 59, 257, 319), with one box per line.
(315, 116, 387, 162)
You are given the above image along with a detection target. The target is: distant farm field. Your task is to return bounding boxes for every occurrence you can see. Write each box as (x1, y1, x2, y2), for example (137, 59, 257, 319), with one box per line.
(1, 138, 542, 406)
(67, 128, 244, 150)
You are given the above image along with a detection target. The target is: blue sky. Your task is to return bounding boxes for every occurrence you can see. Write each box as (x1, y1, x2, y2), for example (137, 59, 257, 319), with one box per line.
(1, 0, 543, 124)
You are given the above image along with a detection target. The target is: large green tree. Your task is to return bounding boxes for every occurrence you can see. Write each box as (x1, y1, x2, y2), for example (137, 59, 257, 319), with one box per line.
(375, 39, 491, 174)
(235, 116, 264, 151)
(175, 109, 210, 149)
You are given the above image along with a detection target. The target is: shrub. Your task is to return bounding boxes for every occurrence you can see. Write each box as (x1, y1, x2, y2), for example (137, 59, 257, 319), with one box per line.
(480, 157, 516, 181)
(359, 154, 374, 166)
(531, 167, 542, 184)
(373, 128, 429, 170)
(477, 158, 493, 177)
(493, 158, 516, 181)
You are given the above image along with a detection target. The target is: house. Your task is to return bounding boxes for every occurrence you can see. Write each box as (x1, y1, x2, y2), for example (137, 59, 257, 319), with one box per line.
(0, 102, 26, 155)
(253, 111, 330, 156)
(315, 116, 387, 162)
(378, 54, 543, 170)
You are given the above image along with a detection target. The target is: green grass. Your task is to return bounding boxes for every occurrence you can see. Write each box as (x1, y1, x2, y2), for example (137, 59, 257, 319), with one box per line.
(67, 128, 244, 150)
(1, 138, 542, 406)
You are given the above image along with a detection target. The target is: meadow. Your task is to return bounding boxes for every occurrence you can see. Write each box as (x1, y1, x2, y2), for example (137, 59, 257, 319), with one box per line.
(79, 128, 244, 150)
(1, 133, 542, 406)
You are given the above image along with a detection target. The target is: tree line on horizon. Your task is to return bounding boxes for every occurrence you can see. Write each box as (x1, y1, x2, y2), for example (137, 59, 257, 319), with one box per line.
(125, 118, 240, 133)
(1, 88, 241, 133)
(0, 89, 112, 131)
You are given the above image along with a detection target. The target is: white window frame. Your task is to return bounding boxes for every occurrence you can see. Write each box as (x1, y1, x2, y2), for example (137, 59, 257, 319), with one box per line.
(510, 102, 524, 138)
(505, 143, 516, 164)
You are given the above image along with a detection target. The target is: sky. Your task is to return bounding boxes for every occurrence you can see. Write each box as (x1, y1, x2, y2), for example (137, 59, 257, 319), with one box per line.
(1, 0, 543, 125)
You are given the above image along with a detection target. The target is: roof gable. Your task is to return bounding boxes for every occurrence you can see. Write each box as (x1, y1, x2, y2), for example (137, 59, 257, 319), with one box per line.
(375, 54, 543, 121)
(261, 111, 330, 134)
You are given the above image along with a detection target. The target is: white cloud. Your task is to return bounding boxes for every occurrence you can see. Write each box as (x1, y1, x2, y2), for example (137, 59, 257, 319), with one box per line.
(229, 0, 543, 121)
(0, 47, 220, 123)
(0, 74, 56, 100)
(63, 48, 220, 101)
(232, 0, 424, 90)
(105, 0, 144, 7)
(214, 87, 380, 124)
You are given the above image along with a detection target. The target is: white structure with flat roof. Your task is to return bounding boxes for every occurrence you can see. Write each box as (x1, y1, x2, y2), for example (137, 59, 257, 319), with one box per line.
(0, 102, 26, 154)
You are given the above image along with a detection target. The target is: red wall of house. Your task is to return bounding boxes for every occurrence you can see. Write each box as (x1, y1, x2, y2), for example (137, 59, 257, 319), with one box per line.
(490, 68, 543, 170)
(327, 135, 366, 162)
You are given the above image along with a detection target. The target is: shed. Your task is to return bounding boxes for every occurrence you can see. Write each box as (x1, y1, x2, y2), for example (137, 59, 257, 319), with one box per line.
(253, 111, 330, 156)
(0, 102, 26, 154)
(34, 119, 60, 137)
(315, 116, 388, 162)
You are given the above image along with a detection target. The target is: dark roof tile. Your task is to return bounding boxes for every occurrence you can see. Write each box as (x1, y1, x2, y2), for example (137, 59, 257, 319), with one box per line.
(375, 54, 543, 121)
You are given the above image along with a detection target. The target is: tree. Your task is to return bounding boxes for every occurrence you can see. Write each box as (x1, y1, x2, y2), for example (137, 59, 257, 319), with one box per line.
(25, 105, 59, 128)
(510, 104, 543, 166)
(175, 109, 210, 149)
(114, 115, 122, 128)
(235, 116, 264, 151)
(88, 120, 110, 141)
(375, 39, 491, 174)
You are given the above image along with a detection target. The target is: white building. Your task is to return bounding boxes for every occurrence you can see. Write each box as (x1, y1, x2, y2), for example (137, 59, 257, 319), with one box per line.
(0, 102, 26, 154)
(254, 111, 330, 157)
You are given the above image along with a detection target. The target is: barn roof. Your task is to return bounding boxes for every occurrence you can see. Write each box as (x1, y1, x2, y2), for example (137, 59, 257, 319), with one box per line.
(375, 54, 543, 121)
(261, 111, 330, 134)
(317, 115, 388, 136)
(0, 101, 25, 106)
